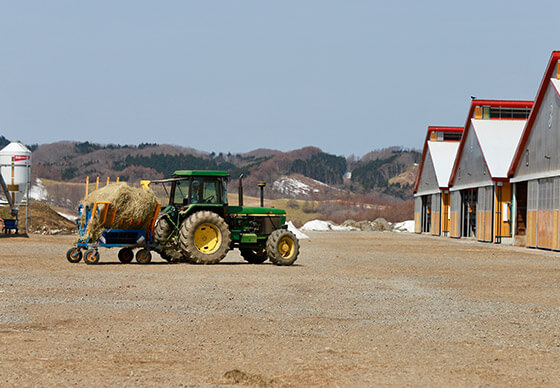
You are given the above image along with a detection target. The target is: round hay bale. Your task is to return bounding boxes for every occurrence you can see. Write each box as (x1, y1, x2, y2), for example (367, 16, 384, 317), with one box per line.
(79, 182, 158, 242)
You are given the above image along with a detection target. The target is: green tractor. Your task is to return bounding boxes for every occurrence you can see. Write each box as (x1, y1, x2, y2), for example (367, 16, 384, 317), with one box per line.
(150, 170, 299, 265)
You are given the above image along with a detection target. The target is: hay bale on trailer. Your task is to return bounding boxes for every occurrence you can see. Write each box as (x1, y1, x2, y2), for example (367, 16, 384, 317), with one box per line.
(80, 182, 158, 241)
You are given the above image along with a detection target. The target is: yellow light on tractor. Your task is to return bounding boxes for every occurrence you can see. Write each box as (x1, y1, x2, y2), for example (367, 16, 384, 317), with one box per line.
(140, 180, 151, 190)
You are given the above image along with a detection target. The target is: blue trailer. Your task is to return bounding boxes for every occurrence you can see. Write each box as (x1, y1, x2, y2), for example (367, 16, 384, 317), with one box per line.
(66, 200, 161, 265)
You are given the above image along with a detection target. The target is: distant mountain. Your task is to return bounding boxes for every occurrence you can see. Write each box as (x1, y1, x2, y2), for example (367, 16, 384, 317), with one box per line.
(28, 140, 419, 201)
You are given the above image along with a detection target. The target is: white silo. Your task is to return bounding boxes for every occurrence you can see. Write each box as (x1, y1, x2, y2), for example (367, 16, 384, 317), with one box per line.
(0, 142, 32, 224)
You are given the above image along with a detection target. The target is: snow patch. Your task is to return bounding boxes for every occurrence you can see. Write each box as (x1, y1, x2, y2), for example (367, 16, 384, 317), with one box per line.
(300, 220, 358, 232)
(57, 212, 78, 222)
(393, 220, 415, 233)
(29, 178, 48, 201)
(273, 177, 313, 197)
(286, 221, 309, 239)
(272, 176, 334, 197)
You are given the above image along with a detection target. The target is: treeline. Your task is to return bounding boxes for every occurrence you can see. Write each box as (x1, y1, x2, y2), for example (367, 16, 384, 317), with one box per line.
(290, 153, 347, 185)
(351, 150, 420, 193)
(113, 153, 244, 177)
(0, 135, 38, 152)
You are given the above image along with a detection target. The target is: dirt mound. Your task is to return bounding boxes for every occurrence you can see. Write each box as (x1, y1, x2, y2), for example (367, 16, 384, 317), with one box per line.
(0, 201, 76, 235)
(222, 369, 276, 387)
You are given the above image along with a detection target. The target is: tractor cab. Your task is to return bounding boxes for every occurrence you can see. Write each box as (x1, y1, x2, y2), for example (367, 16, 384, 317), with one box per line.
(168, 170, 229, 208)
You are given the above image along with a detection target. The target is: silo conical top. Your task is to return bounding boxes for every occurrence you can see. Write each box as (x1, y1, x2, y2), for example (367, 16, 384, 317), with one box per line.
(0, 141, 32, 209)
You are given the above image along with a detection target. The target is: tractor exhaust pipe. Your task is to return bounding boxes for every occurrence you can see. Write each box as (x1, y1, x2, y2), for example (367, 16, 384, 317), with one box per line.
(257, 182, 266, 207)
(238, 174, 244, 207)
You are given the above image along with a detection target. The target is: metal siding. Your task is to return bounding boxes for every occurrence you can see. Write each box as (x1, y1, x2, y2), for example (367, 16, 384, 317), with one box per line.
(449, 191, 461, 238)
(431, 193, 441, 235)
(416, 148, 440, 196)
(537, 178, 554, 249)
(414, 197, 422, 233)
(451, 123, 493, 190)
(476, 186, 493, 242)
(527, 180, 538, 247)
(514, 85, 560, 180)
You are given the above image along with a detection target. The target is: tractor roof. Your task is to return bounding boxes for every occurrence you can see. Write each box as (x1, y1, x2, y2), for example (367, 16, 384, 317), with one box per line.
(172, 170, 230, 178)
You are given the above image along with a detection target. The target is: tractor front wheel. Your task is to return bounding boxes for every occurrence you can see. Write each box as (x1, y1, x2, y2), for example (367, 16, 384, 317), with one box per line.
(155, 216, 193, 263)
(179, 211, 231, 264)
(266, 229, 299, 266)
(240, 248, 268, 264)
(154, 216, 173, 244)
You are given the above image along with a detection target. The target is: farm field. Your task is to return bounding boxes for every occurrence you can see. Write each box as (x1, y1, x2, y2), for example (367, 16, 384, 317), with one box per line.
(1, 232, 560, 386)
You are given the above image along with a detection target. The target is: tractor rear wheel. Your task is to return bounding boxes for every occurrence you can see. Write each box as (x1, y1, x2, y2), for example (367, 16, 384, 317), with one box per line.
(240, 248, 268, 264)
(66, 247, 82, 263)
(118, 248, 134, 263)
(179, 211, 231, 264)
(266, 229, 299, 266)
(84, 249, 100, 265)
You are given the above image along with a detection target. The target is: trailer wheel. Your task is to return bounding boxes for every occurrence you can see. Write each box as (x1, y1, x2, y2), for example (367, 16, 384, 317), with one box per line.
(66, 247, 82, 263)
(84, 249, 100, 265)
(179, 211, 231, 264)
(240, 248, 268, 264)
(118, 248, 134, 264)
(266, 229, 299, 266)
(136, 248, 152, 264)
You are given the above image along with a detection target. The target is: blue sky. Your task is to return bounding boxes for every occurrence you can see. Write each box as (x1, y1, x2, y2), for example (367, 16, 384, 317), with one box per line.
(0, 1, 557, 156)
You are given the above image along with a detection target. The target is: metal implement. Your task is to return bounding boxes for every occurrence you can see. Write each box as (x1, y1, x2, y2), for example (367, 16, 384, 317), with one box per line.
(66, 200, 161, 265)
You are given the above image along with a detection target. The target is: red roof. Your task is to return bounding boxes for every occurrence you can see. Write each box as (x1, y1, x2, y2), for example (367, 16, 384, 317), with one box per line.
(413, 126, 463, 193)
(448, 99, 534, 187)
(508, 51, 560, 177)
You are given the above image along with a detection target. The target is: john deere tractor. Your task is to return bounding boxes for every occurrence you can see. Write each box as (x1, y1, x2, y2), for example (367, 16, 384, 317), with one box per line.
(149, 170, 299, 265)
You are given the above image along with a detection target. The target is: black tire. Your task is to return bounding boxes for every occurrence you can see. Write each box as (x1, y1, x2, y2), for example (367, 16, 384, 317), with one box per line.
(84, 248, 100, 265)
(118, 248, 134, 264)
(155, 216, 193, 263)
(179, 211, 231, 264)
(158, 248, 190, 263)
(240, 248, 268, 264)
(136, 249, 152, 264)
(66, 247, 82, 263)
(154, 216, 173, 244)
(266, 229, 299, 266)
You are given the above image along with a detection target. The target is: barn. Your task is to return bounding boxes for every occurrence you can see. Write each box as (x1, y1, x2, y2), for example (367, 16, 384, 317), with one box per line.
(447, 99, 533, 243)
(414, 126, 463, 235)
(509, 51, 560, 249)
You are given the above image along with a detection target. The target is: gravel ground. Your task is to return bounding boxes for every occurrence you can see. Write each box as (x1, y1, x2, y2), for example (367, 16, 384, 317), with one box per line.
(1, 232, 560, 386)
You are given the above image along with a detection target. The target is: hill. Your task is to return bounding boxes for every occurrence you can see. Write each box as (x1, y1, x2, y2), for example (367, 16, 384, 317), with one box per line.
(2, 137, 419, 222)
(29, 140, 419, 201)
